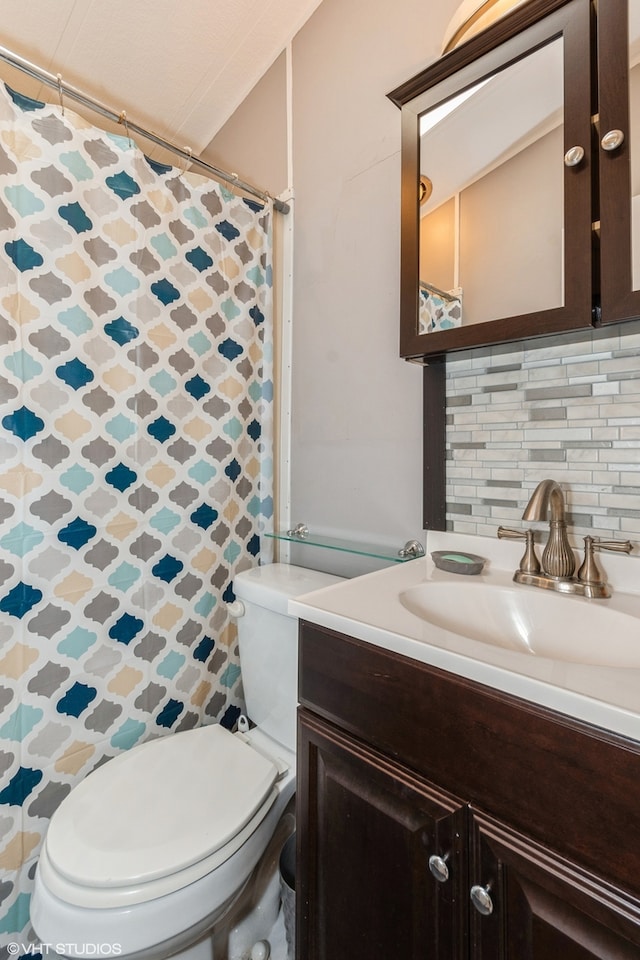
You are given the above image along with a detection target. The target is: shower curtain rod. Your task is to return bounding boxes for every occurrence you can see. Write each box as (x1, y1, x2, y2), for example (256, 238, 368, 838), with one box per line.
(0, 44, 290, 214)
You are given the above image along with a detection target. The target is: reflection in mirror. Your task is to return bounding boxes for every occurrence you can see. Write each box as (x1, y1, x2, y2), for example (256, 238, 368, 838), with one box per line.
(418, 38, 564, 333)
(630, 4, 640, 289)
(419, 280, 462, 333)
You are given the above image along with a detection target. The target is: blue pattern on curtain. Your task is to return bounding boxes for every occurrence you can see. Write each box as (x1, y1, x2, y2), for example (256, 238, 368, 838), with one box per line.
(0, 82, 273, 941)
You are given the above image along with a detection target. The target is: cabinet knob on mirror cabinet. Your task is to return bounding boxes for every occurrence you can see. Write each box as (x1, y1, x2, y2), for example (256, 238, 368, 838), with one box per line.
(470, 883, 494, 916)
(428, 854, 450, 883)
(601, 129, 625, 152)
(564, 145, 585, 167)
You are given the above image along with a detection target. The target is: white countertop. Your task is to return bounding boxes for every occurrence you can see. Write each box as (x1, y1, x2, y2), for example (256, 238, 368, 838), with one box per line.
(290, 532, 640, 742)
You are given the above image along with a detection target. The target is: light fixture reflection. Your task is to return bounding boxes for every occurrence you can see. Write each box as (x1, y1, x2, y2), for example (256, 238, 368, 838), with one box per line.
(419, 175, 433, 205)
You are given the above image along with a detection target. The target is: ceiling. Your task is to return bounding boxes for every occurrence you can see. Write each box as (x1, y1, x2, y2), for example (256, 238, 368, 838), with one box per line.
(0, 0, 323, 165)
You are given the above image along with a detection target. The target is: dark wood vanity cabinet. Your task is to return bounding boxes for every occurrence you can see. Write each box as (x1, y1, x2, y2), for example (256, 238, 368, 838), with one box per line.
(468, 811, 640, 959)
(298, 711, 468, 960)
(296, 621, 640, 959)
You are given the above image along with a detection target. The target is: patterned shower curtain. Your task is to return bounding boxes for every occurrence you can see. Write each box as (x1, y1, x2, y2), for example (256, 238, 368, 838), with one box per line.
(0, 82, 273, 942)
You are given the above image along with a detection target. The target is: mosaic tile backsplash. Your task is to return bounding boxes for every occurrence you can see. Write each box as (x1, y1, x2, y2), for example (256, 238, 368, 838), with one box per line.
(446, 321, 640, 542)
(0, 82, 273, 943)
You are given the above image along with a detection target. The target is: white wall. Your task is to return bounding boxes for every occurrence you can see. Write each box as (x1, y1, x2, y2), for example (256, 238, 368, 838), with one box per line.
(286, 0, 460, 572)
(208, 0, 460, 574)
(208, 0, 640, 576)
(201, 51, 289, 198)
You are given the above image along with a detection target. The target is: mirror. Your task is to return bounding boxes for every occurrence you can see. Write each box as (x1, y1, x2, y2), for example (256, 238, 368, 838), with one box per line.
(418, 38, 564, 333)
(390, 0, 594, 359)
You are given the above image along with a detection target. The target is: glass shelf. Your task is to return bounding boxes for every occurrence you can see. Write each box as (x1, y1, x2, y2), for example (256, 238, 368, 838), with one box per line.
(266, 526, 424, 564)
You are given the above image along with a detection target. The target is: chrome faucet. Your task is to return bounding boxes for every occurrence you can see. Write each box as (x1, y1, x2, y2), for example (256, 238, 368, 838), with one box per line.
(498, 479, 633, 598)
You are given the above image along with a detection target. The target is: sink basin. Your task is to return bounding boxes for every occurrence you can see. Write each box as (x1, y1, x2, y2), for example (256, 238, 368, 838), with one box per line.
(399, 580, 640, 668)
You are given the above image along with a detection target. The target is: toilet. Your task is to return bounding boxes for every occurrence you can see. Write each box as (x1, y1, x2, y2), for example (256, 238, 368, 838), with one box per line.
(30, 563, 343, 959)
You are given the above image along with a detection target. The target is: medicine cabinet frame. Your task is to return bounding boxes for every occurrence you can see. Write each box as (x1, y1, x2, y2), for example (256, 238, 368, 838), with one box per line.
(388, 0, 594, 361)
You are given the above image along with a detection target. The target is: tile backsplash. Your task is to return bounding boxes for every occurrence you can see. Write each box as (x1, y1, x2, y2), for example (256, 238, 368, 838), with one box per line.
(445, 320, 640, 542)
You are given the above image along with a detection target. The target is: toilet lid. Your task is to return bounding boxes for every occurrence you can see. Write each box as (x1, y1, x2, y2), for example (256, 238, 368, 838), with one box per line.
(45, 724, 278, 888)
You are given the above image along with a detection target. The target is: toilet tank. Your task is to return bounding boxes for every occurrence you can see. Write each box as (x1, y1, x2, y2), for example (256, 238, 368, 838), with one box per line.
(232, 564, 344, 751)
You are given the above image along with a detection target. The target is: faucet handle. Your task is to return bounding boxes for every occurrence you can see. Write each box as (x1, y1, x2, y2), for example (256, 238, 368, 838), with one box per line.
(497, 526, 541, 575)
(577, 536, 603, 586)
(577, 536, 633, 588)
(592, 537, 633, 555)
(578, 537, 633, 597)
(497, 526, 525, 540)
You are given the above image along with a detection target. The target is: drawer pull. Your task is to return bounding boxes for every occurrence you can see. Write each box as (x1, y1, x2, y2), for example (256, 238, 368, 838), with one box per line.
(428, 854, 449, 883)
(601, 129, 625, 152)
(564, 145, 585, 167)
(470, 883, 494, 916)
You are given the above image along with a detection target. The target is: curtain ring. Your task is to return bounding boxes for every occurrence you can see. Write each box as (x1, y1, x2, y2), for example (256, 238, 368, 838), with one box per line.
(181, 146, 192, 176)
(118, 110, 131, 147)
(56, 74, 64, 115)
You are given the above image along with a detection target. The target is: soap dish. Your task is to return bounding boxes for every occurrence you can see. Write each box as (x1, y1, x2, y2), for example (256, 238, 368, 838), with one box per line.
(431, 550, 485, 576)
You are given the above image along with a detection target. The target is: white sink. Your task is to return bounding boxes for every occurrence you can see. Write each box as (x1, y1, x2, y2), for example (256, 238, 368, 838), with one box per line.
(399, 580, 640, 668)
(289, 531, 640, 740)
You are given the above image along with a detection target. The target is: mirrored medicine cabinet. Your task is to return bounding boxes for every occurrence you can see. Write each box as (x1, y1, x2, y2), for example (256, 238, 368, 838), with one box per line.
(388, 0, 640, 361)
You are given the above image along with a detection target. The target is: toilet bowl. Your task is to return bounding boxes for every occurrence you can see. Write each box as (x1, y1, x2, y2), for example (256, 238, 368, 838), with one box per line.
(30, 563, 343, 959)
(32, 725, 295, 958)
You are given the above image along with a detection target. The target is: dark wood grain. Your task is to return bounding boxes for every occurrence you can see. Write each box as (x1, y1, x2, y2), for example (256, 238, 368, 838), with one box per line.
(423, 357, 446, 530)
(297, 709, 468, 960)
(469, 811, 640, 957)
(299, 621, 640, 896)
(596, 0, 640, 325)
(387, 0, 579, 107)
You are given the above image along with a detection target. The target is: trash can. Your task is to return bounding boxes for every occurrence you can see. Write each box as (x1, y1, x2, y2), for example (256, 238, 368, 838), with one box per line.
(279, 831, 296, 960)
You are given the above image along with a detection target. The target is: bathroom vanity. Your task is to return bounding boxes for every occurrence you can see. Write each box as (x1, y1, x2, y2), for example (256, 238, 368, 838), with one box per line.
(290, 535, 640, 959)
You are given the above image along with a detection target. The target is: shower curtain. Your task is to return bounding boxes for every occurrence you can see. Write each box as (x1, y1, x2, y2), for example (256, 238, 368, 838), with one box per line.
(0, 82, 273, 943)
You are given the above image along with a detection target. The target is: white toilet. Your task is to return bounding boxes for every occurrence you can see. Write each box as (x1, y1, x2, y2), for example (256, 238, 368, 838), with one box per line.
(30, 563, 343, 959)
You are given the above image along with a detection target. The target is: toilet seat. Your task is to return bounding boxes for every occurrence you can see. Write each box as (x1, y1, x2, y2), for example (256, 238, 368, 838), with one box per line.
(40, 724, 282, 909)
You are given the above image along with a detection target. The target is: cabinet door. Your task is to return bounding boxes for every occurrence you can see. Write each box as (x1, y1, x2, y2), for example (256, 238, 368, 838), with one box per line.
(598, 0, 640, 323)
(297, 709, 467, 960)
(389, 0, 593, 360)
(469, 808, 640, 960)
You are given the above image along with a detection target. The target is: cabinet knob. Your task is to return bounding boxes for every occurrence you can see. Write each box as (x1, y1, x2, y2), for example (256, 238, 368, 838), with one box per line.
(470, 883, 494, 916)
(428, 854, 449, 883)
(601, 129, 625, 152)
(563, 145, 585, 167)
